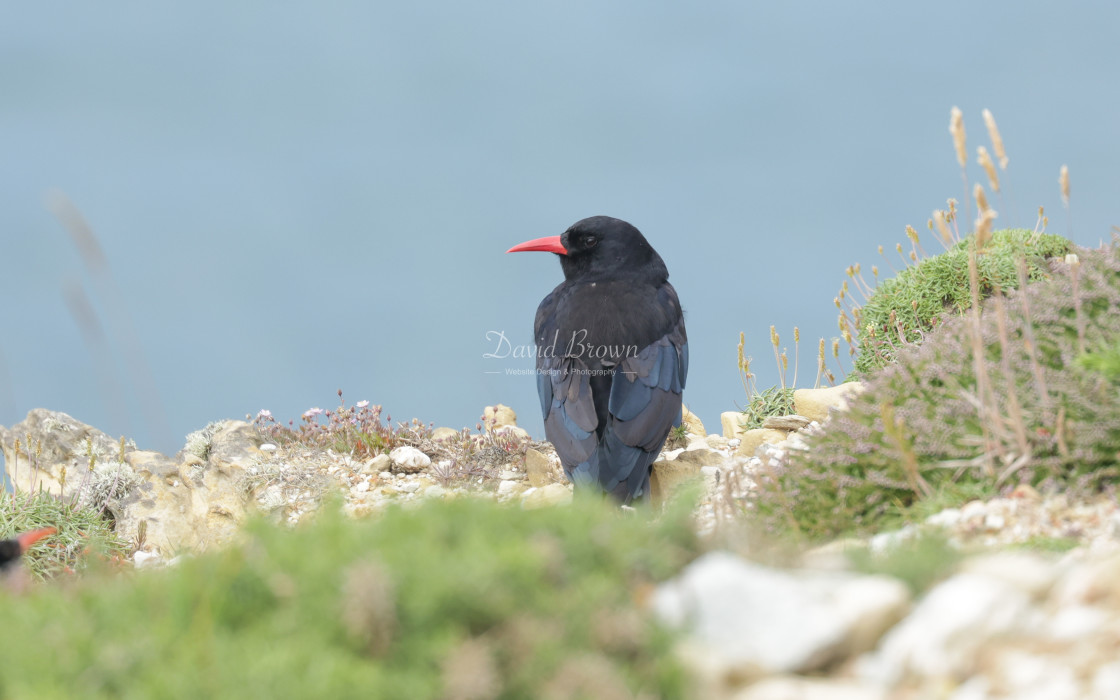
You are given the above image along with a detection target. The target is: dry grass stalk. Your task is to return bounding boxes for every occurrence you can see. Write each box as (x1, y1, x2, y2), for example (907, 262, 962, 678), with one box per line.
(933, 210, 953, 247)
(737, 331, 756, 397)
(973, 183, 991, 216)
(967, 243, 997, 476)
(982, 109, 1009, 169)
(974, 209, 996, 250)
(1015, 256, 1050, 410)
(977, 146, 1000, 192)
(769, 325, 785, 389)
(991, 290, 1031, 468)
(950, 107, 971, 225)
(880, 402, 933, 498)
(1034, 206, 1048, 233)
(950, 107, 967, 167)
(1059, 165, 1070, 205)
(1067, 253, 1085, 354)
(815, 337, 825, 388)
(792, 326, 800, 388)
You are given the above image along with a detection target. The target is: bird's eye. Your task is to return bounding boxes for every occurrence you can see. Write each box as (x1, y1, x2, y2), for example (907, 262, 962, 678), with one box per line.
(584, 236, 598, 248)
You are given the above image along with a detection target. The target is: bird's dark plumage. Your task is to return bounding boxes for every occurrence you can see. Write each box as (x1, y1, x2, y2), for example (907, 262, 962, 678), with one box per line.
(509, 216, 688, 503)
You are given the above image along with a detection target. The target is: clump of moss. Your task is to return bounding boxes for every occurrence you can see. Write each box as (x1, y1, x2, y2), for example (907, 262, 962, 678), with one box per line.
(747, 240, 1120, 540)
(0, 497, 700, 698)
(853, 228, 1071, 375)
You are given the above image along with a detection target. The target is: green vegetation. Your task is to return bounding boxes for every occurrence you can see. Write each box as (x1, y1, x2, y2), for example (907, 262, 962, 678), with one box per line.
(1077, 341, 1120, 383)
(847, 532, 963, 594)
(1011, 535, 1080, 553)
(0, 497, 700, 699)
(746, 239, 1120, 540)
(739, 386, 796, 431)
(1, 490, 130, 580)
(852, 229, 1071, 375)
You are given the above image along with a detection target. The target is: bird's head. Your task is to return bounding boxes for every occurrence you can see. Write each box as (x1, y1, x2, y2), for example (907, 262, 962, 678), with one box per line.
(507, 216, 667, 282)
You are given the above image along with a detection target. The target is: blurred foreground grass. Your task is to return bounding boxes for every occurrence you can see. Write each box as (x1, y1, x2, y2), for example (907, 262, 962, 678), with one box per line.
(0, 497, 701, 699)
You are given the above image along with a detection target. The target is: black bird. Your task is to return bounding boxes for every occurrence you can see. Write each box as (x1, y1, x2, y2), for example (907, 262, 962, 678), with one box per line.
(0, 527, 56, 572)
(508, 216, 688, 503)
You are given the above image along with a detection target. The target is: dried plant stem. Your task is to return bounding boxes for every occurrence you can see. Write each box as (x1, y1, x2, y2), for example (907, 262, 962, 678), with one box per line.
(1068, 254, 1085, 354)
(991, 290, 1031, 467)
(770, 326, 785, 390)
(950, 107, 972, 228)
(1015, 257, 1050, 411)
(880, 402, 933, 499)
(1059, 165, 1071, 236)
(982, 108, 1016, 225)
(967, 243, 997, 476)
(791, 327, 800, 389)
(814, 338, 825, 389)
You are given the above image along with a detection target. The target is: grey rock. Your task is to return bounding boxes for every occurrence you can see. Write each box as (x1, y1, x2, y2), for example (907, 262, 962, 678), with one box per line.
(860, 572, 1032, 685)
(761, 414, 812, 431)
(652, 552, 910, 679)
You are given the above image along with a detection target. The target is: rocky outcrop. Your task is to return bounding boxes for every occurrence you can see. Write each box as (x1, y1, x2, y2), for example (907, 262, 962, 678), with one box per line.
(653, 552, 910, 683)
(1, 410, 263, 557)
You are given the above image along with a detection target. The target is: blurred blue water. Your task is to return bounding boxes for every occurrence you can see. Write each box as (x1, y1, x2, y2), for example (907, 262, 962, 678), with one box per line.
(1, 2, 1118, 455)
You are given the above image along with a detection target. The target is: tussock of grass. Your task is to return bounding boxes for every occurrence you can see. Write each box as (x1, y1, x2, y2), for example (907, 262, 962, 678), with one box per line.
(739, 386, 796, 431)
(0, 498, 700, 699)
(0, 491, 129, 579)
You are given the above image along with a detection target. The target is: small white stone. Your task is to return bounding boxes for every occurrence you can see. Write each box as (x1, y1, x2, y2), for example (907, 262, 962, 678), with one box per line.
(389, 446, 431, 472)
(133, 551, 161, 568)
(497, 480, 520, 495)
(260, 443, 278, 452)
(960, 500, 988, 521)
(353, 481, 370, 493)
(424, 484, 447, 499)
(398, 481, 421, 494)
(926, 508, 962, 528)
(984, 513, 1006, 531)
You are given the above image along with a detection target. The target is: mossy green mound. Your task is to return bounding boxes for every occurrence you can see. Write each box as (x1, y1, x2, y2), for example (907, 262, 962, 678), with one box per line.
(854, 228, 1071, 375)
(0, 498, 700, 699)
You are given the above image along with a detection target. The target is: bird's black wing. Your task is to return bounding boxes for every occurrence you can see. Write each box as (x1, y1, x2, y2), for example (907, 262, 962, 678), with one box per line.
(536, 282, 687, 502)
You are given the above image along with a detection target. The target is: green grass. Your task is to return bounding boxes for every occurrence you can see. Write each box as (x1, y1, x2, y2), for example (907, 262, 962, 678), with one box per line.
(1010, 535, 1080, 553)
(0, 491, 129, 579)
(847, 532, 963, 594)
(0, 497, 701, 699)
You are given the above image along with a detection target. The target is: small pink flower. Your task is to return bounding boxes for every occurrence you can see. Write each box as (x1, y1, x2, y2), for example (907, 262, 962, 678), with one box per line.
(257, 409, 272, 418)
(303, 407, 324, 418)
(356, 400, 370, 408)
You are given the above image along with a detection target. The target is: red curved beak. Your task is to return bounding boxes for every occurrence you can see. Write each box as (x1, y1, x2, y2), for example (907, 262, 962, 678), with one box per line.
(506, 235, 567, 255)
(17, 527, 57, 554)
